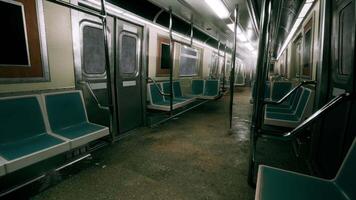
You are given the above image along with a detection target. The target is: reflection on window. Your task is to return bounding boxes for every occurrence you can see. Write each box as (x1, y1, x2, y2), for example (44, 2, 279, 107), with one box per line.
(160, 43, 170, 69)
(338, 3, 353, 75)
(83, 26, 106, 75)
(120, 34, 137, 75)
(0, 1, 29, 66)
(179, 46, 199, 76)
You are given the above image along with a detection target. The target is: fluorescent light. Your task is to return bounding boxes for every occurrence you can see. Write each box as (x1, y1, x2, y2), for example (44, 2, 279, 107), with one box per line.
(245, 43, 254, 51)
(228, 23, 242, 34)
(276, 1, 314, 59)
(237, 33, 247, 42)
(205, 0, 230, 19)
(298, 3, 313, 18)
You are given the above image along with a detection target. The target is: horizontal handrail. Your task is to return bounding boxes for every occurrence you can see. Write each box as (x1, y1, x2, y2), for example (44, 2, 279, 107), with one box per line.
(147, 77, 172, 97)
(172, 39, 192, 47)
(78, 81, 110, 111)
(264, 80, 317, 105)
(261, 92, 354, 140)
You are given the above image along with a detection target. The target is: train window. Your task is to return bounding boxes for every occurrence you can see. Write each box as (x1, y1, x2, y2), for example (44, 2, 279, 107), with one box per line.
(0, 1, 29, 66)
(82, 26, 106, 75)
(209, 52, 219, 78)
(179, 46, 199, 76)
(302, 17, 314, 79)
(338, 4, 353, 76)
(0, 0, 48, 82)
(156, 35, 171, 76)
(119, 33, 138, 75)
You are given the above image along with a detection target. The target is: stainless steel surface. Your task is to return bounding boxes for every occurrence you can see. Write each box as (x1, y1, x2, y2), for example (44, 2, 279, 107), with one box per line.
(78, 81, 109, 110)
(229, 5, 238, 129)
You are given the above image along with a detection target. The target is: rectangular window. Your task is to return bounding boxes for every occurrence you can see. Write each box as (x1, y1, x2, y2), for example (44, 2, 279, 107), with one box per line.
(160, 43, 170, 69)
(179, 46, 199, 76)
(156, 35, 171, 76)
(82, 26, 106, 75)
(0, 0, 49, 82)
(0, 0, 29, 66)
(119, 33, 137, 75)
(338, 3, 353, 76)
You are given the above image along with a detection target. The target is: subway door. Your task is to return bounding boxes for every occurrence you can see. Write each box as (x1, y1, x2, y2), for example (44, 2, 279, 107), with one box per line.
(115, 20, 144, 134)
(72, 8, 115, 128)
(315, 0, 355, 178)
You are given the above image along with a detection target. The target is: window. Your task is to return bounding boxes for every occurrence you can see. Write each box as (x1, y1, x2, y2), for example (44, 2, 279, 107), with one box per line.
(0, 0, 29, 66)
(338, 3, 353, 76)
(119, 33, 137, 75)
(209, 52, 219, 78)
(156, 35, 171, 76)
(0, 0, 49, 82)
(82, 26, 106, 75)
(179, 46, 199, 76)
(302, 16, 314, 79)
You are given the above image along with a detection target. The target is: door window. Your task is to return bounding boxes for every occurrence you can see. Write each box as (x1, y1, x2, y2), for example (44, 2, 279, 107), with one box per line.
(119, 33, 138, 76)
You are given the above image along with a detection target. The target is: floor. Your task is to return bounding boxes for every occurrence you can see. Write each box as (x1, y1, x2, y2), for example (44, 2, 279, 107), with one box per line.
(31, 88, 256, 200)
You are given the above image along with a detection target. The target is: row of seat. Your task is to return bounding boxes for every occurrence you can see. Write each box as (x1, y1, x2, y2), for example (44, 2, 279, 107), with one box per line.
(256, 138, 355, 200)
(0, 91, 109, 176)
(147, 79, 220, 111)
(264, 85, 314, 128)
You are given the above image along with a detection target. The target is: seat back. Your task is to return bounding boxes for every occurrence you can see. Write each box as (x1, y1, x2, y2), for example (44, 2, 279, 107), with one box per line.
(173, 81, 183, 98)
(289, 87, 304, 111)
(43, 91, 88, 131)
(271, 81, 292, 101)
(191, 79, 204, 95)
(148, 83, 165, 104)
(294, 87, 312, 119)
(335, 138, 356, 200)
(0, 96, 47, 143)
(204, 80, 219, 96)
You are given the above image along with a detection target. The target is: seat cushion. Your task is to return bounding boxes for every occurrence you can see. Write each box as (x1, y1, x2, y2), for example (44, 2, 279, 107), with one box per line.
(256, 166, 347, 200)
(52, 122, 109, 148)
(0, 134, 65, 161)
(265, 112, 299, 122)
(1, 134, 69, 173)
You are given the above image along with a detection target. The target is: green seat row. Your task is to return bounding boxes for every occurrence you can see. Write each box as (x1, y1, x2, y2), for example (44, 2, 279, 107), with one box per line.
(0, 91, 109, 176)
(191, 79, 220, 99)
(147, 82, 195, 111)
(255, 138, 356, 200)
(264, 87, 314, 128)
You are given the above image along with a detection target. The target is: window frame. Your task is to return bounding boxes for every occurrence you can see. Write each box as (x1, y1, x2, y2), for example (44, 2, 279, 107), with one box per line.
(118, 30, 140, 78)
(178, 45, 200, 77)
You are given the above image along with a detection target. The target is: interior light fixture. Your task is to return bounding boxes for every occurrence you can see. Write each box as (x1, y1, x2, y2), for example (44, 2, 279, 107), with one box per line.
(237, 33, 247, 42)
(245, 43, 254, 51)
(205, 0, 230, 19)
(276, 0, 314, 59)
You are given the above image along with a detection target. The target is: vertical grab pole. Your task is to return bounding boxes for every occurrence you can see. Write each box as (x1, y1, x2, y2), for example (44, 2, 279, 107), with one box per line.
(100, 0, 115, 137)
(248, 0, 271, 187)
(190, 17, 194, 46)
(229, 5, 238, 129)
(222, 45, 227, 91)
(169, 8, 174, 116)
(217, 41, 221, 79)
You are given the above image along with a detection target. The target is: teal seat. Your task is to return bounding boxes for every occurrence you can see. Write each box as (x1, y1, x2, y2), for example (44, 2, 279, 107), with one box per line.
(0, 95, 69, 174)
(264, 87, 314, 128)
(173, 81, 195, 101)
(203, 80, 219, 99)
(266, 87, 303, 113)
(161, 82, 190, 103)
(256, 139, 356, 200)
(0, 156, 6, 176)
(147, 83, 186, 111)
(191, 79, 204, 95)
(271, 81, 292, 101)
(43, 91, 109, 148)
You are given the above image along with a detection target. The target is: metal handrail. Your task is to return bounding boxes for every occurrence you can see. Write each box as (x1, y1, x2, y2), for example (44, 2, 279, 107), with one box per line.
(78, 81, 110, 111)
(263, 80, 316, 105)
(261, 92, 354, 140)
(147, 77, 172, 97)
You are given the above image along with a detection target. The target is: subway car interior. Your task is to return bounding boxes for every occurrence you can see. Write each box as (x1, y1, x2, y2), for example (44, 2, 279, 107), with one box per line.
(0, 0, 355, 199)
